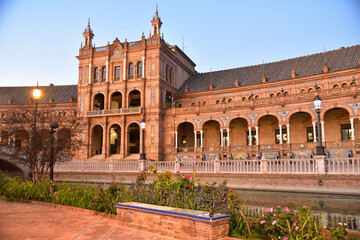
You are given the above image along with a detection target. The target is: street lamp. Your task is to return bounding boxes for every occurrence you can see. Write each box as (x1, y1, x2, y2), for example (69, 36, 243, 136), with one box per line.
(49, 122, 59, 181)
(32, 84, 41, 148)
(140, 119, 146, 160)
(314, 95, 325, 155)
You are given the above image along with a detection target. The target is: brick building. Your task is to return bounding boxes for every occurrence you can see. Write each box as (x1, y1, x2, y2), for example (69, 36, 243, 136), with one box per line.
(1, 9, 360, 162)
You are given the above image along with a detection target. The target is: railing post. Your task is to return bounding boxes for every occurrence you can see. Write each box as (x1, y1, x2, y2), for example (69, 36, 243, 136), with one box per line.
(214, 155, 220, 173)
(260, 155, 268, 173)
(109, 159, 113, 172)
(82, 159, 85, 172)
(139, 160, 145, 172)
(175, 156, 180, 173)
(315, 155, 327, 174)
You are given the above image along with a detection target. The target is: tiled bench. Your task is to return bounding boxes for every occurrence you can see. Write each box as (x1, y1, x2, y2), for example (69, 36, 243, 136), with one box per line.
(115, 202, 230, 240)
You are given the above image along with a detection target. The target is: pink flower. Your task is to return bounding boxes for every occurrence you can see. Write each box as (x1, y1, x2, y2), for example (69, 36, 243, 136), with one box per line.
(284, 207, 290, 213)
(284, 237, 288, 240)
(188, 186, 192, 189)
(266, 208, 273, 213)
(295, 226, 299, 230)
(168, 174, 171, 177)
(260, 220, 266, 224)
(338, 223, 343, 226)
(184, 174, 190, 179)
(344, 223, 347, 226)
(292, 220, 297, 227)
(277, 205, 281, 208)
(52, 183, 55, 186)
(272, 220, 277, 225)
(50, 188, 53, 192)
(176, 171, 180, 174)
(279, 214, 282, 217)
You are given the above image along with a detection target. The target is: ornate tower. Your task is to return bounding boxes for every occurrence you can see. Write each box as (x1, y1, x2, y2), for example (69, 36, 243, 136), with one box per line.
(151, 5, 162, 36)
(82, 18, 94, 48)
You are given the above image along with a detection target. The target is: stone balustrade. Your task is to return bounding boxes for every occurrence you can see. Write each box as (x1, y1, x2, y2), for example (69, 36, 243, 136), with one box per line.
(54, 157, 360, 175)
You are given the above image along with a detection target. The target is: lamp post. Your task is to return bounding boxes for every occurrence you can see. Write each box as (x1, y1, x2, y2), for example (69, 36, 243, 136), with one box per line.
(32, 84, 41, 148)
(314, 95, 325, 155)
(49, 122, 59, 181)
(140, 119, 146, 160)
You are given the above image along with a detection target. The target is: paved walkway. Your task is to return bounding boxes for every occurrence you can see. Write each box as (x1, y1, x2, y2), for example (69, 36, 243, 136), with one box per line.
(0, 199, 174, 240)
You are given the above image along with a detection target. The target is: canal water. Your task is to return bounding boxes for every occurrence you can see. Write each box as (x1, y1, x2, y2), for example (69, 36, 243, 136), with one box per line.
(238, 190, 360, 231)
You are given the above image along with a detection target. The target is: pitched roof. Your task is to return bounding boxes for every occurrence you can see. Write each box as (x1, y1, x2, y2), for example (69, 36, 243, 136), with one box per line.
(0, 85, 78, 105)
(178, 45, 360, 94)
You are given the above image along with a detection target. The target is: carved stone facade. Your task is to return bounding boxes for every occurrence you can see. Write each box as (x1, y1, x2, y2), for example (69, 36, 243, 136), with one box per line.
(1, 9, 360, 162)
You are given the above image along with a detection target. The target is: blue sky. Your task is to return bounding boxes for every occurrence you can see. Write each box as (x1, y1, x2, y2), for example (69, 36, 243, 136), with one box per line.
(0, 0, 359, 87)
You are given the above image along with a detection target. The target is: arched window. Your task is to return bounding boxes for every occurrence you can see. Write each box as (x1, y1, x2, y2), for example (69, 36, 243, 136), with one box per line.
(137, 62, 143, 78)
(101, 66, 106, 82)
(242, 97, 247, 101)
(216, 100, 220, 104)
(300, 89, 306, 93)
(128, 63, 134, 79)
(277, 92, 282, 97)
(94, 67, 99, 83)
(170, 68, 174, 84)
(203, 101, 207, 106)
(270, 93, 275, 98)
(308, 88, 314, 92)
(178, 104, 182, 108)
(333, 84, 339, 89)
(255, 95, 260, 100)
(191, 102, 195, 107)
(342, 83, 348, 88)
(284, 91, 289, 96)
(166, 65, 169, 82)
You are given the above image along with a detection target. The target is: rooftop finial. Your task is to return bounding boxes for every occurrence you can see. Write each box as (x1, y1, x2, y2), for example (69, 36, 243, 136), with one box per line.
(88, 17, 90, 26)
(156, 4, 158, 13)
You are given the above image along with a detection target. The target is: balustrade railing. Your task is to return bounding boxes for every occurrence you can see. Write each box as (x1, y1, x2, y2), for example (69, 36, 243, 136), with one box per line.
(85, 107, 141, 117)
(54, 158, 360, 175)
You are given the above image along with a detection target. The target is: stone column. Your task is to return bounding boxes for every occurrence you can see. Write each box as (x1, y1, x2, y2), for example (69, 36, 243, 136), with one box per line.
(248, 127, 252, 145)
(123, 59, 127, 80)
(286, 124, 290, 144)
(106, 61, 109, 82)
(313, 122, 317, 142)
(174, 131, 178, 148)
(321, 121, 325, 142)
(194, 131, 197, 147)
(350, 118, 355, 140)
(88, 63, 92, 84)
(255, 126, 259, 145)
(279, 125, 283, 144)
(227, 128, 230, 146)
(220, 129, 224, 147)
(142, 56, 145, 77)
(200, 130, 203, 147)
(314, 155, 327, 174)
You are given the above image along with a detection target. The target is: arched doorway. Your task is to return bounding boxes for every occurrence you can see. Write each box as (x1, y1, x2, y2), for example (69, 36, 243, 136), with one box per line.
(258, 115, 280, 145)
(109, 124, 121, 155)
(128, 90, 141, 107)
(324, 108, 351, 142)
(128, 123, 140, 154)
(93, 94, 105, 111)
(91, 125, 103, 156)
(0, 130, 9, 145)
(177, 122, 194, 149)
(110, 92, 122, 109)
(229, 118, 248, 146)
(289, 112, 313, 143)
(203, 120, 220, 149)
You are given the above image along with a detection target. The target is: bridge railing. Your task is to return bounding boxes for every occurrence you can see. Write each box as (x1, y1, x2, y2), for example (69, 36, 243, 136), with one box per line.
(54, 158, 360, 175)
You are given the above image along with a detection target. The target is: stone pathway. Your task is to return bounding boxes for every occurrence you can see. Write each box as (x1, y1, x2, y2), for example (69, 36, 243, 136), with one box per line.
(0, 199, 174, 240)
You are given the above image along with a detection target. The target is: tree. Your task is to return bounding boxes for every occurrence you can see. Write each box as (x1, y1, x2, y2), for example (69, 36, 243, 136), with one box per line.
(0, 105, 84, 182)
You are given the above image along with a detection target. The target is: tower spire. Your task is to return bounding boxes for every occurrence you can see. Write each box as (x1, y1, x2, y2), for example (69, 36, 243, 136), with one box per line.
(83, 18, 94, 48)
(151, 5, 162, 36)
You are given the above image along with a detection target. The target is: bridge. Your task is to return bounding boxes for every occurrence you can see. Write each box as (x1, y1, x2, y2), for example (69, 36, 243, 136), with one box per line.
(0, 146, 28, 178)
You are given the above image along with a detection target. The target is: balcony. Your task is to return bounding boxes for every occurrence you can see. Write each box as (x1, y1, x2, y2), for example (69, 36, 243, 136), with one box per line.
(85, 107, 142, 117)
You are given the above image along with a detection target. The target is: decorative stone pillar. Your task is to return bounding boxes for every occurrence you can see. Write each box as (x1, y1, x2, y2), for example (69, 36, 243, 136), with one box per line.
(194, 131, 197, 147)
(227, 128, 230, 146)
(350, 118, 355, 140)
(255, 126, 259, 145)
(174, 131, 178, 148)
(220, 129, 224, 147)
(106, 61, 109, 82)
(286, 124, 290, 144)
(313, 122, 317, 143)
(123, 59, 127, 80)
(88, 63, 92, 84)
(279, 125, 283, 144)
(200, 130, 203, 147)
(248, 127, 252, 145)
(321, 121, 325, 142)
